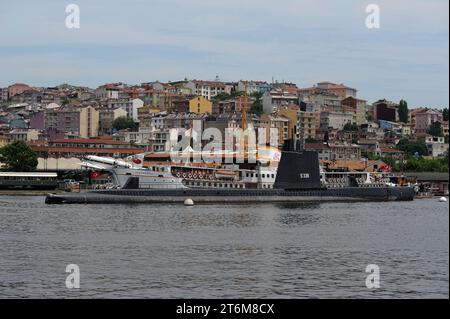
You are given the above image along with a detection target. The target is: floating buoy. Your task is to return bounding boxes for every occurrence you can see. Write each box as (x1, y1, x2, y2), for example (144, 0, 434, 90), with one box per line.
(439, 197, 448, 203)
(184, 198, 194, 206)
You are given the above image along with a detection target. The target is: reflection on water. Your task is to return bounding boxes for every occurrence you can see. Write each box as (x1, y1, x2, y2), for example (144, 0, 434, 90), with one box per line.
(274, 203, 321, 210)
(0, 196, 448, 298)
(276, 212, 322, 227)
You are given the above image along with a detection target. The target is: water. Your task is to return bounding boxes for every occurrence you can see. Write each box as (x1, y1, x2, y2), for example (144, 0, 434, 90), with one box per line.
(0, 196, 448, 299)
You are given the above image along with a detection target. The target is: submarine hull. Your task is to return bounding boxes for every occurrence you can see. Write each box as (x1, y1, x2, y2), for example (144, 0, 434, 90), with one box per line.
(45, 187, 415, 204)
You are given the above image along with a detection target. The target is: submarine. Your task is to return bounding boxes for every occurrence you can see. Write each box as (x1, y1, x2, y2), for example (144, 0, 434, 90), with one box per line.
(45, 139, 415, 204)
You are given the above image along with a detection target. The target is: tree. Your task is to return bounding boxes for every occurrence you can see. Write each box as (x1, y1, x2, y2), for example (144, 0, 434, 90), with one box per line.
(443, 108, 449, 122)
(398, 99, 409, 123)
(250, 92, 263, 116)
(427, 121, 443, 137)
(343, 122, 359, 132)
(0, 141, 38, 172)
(112, 116, 136, 131)
(397, 138, 428, 156)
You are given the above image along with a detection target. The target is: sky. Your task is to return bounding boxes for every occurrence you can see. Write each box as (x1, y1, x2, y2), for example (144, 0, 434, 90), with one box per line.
(0, 0, 448, 108)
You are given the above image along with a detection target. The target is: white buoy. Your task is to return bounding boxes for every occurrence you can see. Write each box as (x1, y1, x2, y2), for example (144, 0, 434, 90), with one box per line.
(184, 198, 194, 206)
(439, 197, 448, 203)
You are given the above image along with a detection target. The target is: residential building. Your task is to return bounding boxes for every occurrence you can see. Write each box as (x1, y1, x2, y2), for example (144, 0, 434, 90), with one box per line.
(259, 114, 289, 146)
(278, 105, 300, 140)
(297, 110, 320, 141)
(415, 109, 443, 135)
(95, 84, 120, 100)
(189, 96, 213, 114)
(0, 87, 8, 102)
(425, 136, 449, 157)
(234, 95, 252, 113)
(8, 83, 32, 98)
(320, 110, 353, 131)
(262, 89, 299, 114)
(187, 80, 231, 100)
(379, 146, 404, 159)
(360, 122, 385, 140)
(38, 106, 81, 139)
(79, 106, 99, 138)
(163, 113, 209, 130)
(118, 127, 170, 152)
(99, 107, 128, 135)
(237, 81, 271, 95)
(299, 82, 357, 100)
(299, 91, 341, 112)
(328, 142, 361, 160)
(372, 99, 399, 122)
(105, 98, 144, 122)
(441, 121, 449, 137)
(341, 96, 367, 125)
(10, 89, 43, 104)
(304, 142, 361, 161)
(7, 129, 40, 142)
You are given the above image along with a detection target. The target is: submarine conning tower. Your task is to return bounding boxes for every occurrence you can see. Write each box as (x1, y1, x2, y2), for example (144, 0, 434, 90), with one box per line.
(273, 139, 322, 190)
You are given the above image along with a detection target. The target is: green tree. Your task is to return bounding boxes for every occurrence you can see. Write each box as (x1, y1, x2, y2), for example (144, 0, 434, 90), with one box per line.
(0, 141, 38, 172)
(113, 116, 136, 131)
(343, 122, 359, 132)
(250, 92, 263, 116)
(397, 138, 428, 156)
(398, 99, 409, 123)
(443, 108, 449, 121)
(427, 122, 443, 137)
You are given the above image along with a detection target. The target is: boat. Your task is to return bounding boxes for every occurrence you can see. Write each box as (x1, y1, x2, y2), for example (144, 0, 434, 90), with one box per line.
(45, 140, 415, 204)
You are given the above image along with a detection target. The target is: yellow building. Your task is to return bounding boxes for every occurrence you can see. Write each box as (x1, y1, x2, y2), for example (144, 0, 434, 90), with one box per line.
(278, 104, 300, 139)
(79, 106, 99, 138)
(189, 96, 212, 114)
(298, 111, 320, 141)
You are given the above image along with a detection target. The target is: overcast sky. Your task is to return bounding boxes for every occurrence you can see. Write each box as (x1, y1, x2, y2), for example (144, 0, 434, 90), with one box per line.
(0, 0, 448, 108)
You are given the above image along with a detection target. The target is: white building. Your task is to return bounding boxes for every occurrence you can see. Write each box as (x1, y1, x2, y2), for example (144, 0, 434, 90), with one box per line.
(129, 98, 144, 122)
(186, 80, 231, 100)
(7, 129, 40, 142)
(106, 98, 144, 122)
(320, 111, 354, 130)
(237, 81, 271, 95)
(95, 85, 120, 100)
(426, 136, 449, 157)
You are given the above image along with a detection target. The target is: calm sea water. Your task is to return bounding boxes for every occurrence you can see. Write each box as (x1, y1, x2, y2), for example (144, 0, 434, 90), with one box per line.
(0, 196, 448, 299)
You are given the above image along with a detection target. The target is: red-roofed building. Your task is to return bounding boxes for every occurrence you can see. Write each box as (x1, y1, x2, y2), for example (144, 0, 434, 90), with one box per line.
(8, 83, 32, 97)
(299, 81, 357, 100)
(28, 138, 144, 158)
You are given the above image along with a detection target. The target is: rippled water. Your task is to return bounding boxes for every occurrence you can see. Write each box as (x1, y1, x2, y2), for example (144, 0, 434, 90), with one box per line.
(0, 196, 448, 298)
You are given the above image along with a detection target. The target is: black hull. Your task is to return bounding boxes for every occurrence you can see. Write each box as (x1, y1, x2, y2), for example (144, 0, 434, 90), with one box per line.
(45, 187, 415, 204)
